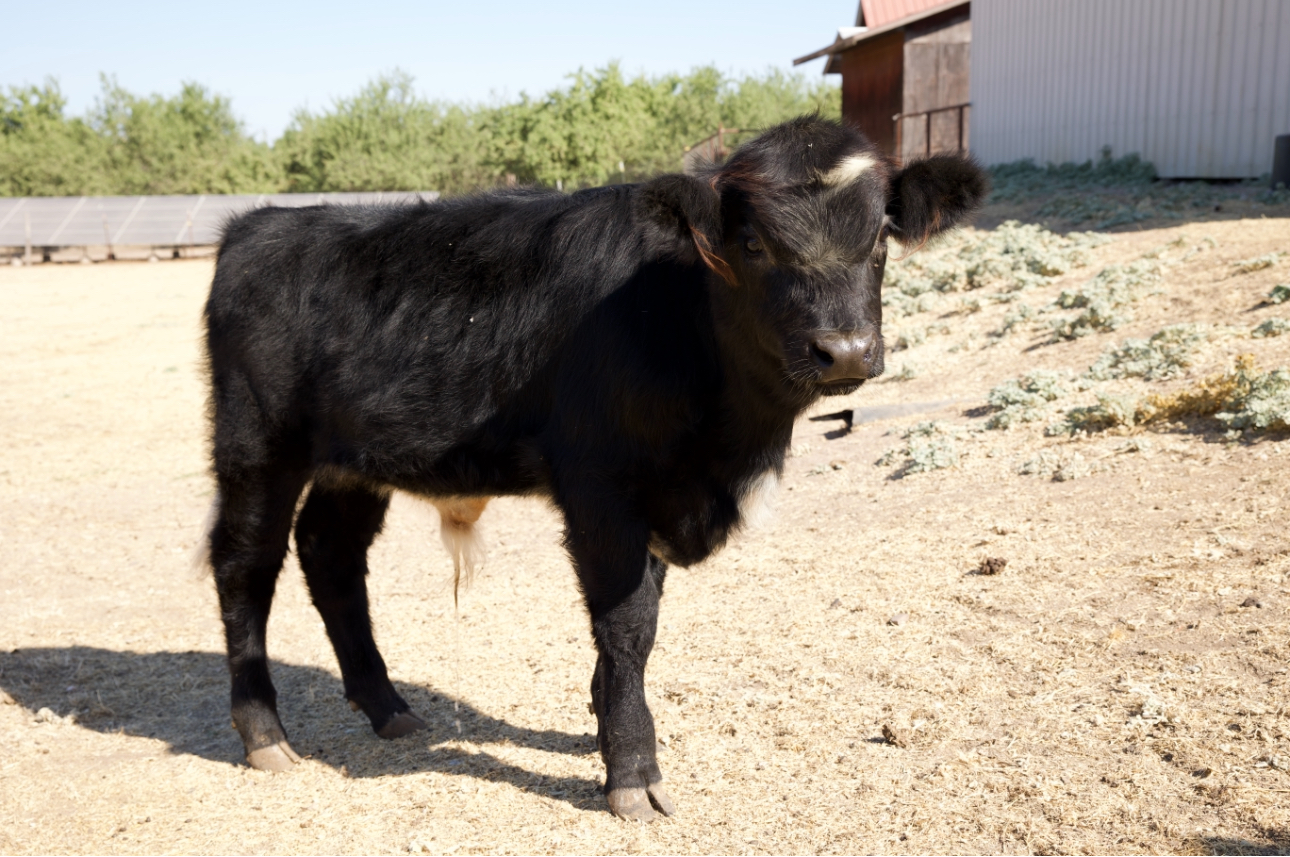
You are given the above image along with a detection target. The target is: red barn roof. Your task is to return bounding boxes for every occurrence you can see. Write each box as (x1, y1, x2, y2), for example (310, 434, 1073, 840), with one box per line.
(858, 0, 954, 28)
(794, 0, 967, 65)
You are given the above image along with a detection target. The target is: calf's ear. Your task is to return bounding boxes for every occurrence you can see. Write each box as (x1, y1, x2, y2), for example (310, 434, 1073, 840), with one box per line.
(887, 155, 990, 249)
(638, 174, 734, 283)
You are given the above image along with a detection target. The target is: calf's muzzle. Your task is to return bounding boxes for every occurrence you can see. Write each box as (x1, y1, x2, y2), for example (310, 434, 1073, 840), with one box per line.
(809, 330, 880, 384)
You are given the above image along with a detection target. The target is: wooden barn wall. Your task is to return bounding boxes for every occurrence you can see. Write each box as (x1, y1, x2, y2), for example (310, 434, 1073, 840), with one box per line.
(970, 0, 1290, 178)
(901, 15, 971, 162)
(840, 29, 905, 157)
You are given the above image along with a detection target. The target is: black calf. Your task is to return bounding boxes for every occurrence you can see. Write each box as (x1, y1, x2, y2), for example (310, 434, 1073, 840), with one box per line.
(201, 116, 987, 819)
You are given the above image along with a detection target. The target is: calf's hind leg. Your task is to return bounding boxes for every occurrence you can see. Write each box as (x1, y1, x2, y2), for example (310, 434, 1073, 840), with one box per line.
(211, 467, 309, 771)
(295, 484, 426, 739)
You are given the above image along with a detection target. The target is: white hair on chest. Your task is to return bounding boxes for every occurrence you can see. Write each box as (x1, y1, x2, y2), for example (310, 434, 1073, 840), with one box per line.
(738, 469, 780, 531)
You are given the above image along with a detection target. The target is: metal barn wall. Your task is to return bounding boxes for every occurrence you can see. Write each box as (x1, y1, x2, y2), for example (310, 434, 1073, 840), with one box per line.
(970, 0, 1290, 178)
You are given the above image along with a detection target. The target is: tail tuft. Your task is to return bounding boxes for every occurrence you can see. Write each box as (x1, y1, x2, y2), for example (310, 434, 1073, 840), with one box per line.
(433, 497, 490, 607)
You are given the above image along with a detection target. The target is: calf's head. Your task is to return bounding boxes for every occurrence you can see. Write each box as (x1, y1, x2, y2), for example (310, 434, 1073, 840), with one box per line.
(641, 116, 988, 402)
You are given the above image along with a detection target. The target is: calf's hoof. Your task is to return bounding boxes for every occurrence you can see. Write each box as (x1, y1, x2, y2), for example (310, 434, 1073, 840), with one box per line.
(377, 711, 427, 739)
(246, 740, 301, 772)
(607, 783, 676, 821)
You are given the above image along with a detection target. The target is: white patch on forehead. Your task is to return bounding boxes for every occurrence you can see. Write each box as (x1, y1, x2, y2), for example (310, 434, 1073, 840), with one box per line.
(820, 153, 878, 187)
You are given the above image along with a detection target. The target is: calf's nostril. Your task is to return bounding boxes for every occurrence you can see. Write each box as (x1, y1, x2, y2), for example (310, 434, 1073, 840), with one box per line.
(809, 342, 836, 368)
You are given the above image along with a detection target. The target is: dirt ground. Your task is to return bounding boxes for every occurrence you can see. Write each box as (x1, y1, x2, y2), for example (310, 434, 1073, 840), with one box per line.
(2, 210, 1289, 855)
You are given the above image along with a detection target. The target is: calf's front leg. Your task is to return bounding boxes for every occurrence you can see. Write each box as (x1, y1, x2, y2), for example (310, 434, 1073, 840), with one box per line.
(565, 512, 674, 821)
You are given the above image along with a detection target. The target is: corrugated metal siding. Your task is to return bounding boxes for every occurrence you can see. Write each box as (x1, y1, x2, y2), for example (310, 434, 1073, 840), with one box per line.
(971, 0, 1290, 177)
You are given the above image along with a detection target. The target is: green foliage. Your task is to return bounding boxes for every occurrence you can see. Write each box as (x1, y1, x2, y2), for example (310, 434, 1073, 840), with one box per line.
(989, 152, 1158, 204)
(1017, 448, 1090, 481)
(1268, 285, 1290, 305)
(1232, 252, 1283, 274)
(487, 64, 838, 190)
(1253, 318, 1290, 338)
(884, 221, 1107, 303)
(985, 371, 1068, 429)
(1, 80, 111, 196)
(1049, 393, 1142, 435)
(1085, 324, 1208, 381)
(893, 327, 925, 350)
(892, 361, 921, 381)
(1216, 366, 1290, 433)
(990, 152, 1159, 229)
(277, 72, 492, 193)
(90, 77, 280, 194)
(876, 421, 959, 477)
(2, 76, 278, 196)
(996, 303, 1035, 337)
(892, 323, 950, 351)
(988, 151, 1290, 228)
(1, 66, 840, 197)
(1049, 260, 1161, 340)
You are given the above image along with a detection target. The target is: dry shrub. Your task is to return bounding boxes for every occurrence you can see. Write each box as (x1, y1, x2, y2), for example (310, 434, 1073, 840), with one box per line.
(1055, 355, 1290, 434)
(1138, 355, 1260, 423)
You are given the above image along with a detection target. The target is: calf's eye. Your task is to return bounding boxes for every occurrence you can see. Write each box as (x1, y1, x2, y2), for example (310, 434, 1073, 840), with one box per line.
(744, 236, 763, 254)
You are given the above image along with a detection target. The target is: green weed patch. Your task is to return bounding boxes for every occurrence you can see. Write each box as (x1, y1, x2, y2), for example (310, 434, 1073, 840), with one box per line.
(1252, 318, 1290, 338)
(884, 222, 1107, 319)
(1086, 324, 1208, 380)
(985, 371, 1069, 429)
(876, 421, 960, 477)
(1049, 260, 1161, 340)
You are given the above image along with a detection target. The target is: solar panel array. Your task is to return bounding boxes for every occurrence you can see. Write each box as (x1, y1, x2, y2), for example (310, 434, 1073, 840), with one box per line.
(0, 192, 440, 251)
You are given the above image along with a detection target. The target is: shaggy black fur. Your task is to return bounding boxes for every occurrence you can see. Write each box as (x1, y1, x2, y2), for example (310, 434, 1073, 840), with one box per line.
(202, 115, 987, 818)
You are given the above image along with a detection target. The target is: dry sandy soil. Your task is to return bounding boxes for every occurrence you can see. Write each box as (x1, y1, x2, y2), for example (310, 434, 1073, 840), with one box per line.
(2, 206, 1290, 855)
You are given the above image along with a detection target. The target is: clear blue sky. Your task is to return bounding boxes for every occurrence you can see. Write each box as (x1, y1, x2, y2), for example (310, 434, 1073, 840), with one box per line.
(3, 0, 854, 140)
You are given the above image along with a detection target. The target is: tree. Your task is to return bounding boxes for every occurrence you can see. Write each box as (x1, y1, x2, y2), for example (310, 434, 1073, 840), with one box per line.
(277, 71, 494, 194)
(0, 80, 110, 196)
(0, 69, 840, 197)
(90, 76, 280, 194)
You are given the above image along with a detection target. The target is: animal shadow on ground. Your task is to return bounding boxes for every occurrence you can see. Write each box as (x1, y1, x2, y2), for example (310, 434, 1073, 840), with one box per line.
(0, 646, 604, 810)
(1200, 828, 1290, 856)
